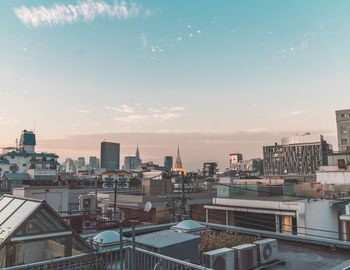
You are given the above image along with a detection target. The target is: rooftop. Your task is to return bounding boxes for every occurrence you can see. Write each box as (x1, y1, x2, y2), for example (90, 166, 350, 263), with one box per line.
(134, 229, 201, 249)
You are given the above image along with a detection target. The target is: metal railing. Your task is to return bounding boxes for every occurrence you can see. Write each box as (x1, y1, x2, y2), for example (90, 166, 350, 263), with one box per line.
(4, 246, 213, 270)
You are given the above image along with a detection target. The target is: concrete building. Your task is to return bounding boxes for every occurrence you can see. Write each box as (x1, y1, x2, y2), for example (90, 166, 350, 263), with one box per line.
(89, 156, 99, 169)
(203, 162, 217, 176)
(263, 133, 332, 176)
(13, 186, 69, 213)
(336, 109, 350, 152)
(100, 141, 120, 171)
(204, 184, 349, 240)
(229, 153, 243, 165)
(164, 156, 173, 171)
(124, 156, 138, 170)
(77, 157, 85, 169)
(0, 130, 59, 188)
(230, 157, 263, 176)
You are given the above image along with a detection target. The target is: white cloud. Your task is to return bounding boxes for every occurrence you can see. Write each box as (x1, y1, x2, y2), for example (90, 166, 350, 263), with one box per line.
(196, 30, 201, 34)
(170, 106, 186, 112)
(188, 34, 193, 38)
(22, 47, 28, 52)
(284, 110, 305, 117)
(177, 37, 183, 41)
(249, 104, 257, 109)
(105, 104, 134, 113)
(78, 109, 92, 114)
(13, 0, 141, 27)
(0, 92, 9, 97)
(113, 114, 146, 123)
(152, 113, 178, 121)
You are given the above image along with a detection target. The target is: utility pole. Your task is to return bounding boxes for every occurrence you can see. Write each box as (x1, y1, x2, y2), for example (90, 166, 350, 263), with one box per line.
(181, 173, 186, 219)
(114, 177, 118, 221)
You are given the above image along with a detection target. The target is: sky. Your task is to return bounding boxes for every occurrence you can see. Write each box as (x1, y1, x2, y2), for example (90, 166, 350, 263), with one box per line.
(0, 0, 350, 170)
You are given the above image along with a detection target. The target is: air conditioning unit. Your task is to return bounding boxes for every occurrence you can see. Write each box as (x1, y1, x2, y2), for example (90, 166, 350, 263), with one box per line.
(232, 244, 257, 270)
(254, 238, 278, 265)
(203, 248, 234, 270)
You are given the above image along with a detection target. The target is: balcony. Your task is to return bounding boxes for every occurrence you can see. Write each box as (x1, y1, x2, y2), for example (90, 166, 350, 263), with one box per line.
(3, 246, 212, 270)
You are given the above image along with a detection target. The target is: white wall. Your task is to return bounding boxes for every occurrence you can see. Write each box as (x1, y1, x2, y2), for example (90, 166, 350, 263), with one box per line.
(303, 199, 340, 239)
(316, 170, 350, 185)
(13, 187, 69, 212)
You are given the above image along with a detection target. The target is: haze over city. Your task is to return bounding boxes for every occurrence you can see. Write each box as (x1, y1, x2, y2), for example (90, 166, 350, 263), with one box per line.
(1, 0, 350, 169)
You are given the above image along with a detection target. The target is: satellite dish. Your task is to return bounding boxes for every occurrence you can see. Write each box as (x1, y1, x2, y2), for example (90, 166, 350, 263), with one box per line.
(144, 201, 152, 212)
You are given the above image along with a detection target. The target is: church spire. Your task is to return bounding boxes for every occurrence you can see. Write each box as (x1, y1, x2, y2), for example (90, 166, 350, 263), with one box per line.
(175, 145, 183, 169)
(136, 145, 141, 165)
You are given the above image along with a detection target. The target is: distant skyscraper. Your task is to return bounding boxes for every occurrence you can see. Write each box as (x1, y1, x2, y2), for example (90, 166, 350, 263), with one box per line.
(65, 158, 77, 174)
(336, 109, 350, 152)
(203, 162, 217, 176)
(135, 145, 142, 166)
(230, 153, 243, 165)
(124, 156, 138, 170)
(77, 157, 85, 169)
(89, 156, 98, 169)
(164, 156, 173, 171)
(100, 142, 120, 171)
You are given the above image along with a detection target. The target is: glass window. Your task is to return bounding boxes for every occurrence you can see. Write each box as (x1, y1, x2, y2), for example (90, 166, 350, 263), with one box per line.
(0, 197, 13, 212)
(15, 206, 66, 236)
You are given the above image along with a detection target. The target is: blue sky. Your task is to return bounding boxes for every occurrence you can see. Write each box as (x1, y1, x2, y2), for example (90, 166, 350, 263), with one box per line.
(1, 0, 350, 168)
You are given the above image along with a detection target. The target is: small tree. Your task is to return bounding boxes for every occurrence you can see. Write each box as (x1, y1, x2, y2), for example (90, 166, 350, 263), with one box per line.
(199, 230, 257, 263)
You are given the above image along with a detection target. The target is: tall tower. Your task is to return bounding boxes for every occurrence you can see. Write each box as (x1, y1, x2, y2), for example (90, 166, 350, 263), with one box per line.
(135, 145, 142, 165)
(175, 146, 183, 169)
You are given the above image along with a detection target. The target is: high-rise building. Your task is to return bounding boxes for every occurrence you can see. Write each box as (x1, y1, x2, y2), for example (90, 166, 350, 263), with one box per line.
(164, 156, 173, 171)
(89, 156, 98, 169)
(336, 109, 350, 152)
(124, 156, 138, 170)
(203, 162, 217, 176)
(263, 133, 332, 176)
(229, 153, 243, 165)
(77, 157, 85, 169)
(100, 142, 120, 171)
(135, 145, 142, 166)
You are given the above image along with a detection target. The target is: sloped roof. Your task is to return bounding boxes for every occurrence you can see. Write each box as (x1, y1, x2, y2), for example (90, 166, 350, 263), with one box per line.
(0, 196, 40, 243)
(0, 195, 91, 252)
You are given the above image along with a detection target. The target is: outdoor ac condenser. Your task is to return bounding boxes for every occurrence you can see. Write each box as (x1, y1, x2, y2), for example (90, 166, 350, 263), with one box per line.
(254, 238, 278, 265)
(232, 243, 257, 270)
(203, 247, 234, 270)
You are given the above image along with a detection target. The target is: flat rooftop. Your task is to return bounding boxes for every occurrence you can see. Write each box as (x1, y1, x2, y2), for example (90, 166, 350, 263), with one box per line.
(274, 240, 349, 270)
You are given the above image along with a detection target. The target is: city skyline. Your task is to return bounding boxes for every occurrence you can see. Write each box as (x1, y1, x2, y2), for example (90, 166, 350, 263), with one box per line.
(1, 0, 350, 168)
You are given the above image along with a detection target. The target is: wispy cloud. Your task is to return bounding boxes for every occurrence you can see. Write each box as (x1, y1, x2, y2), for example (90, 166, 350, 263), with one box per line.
(113, 114, 146, 124)
(170, 106, 186, 111)
(0, 92, 9, 97)
(105, 104, 135, 113)
(78, 109, 92, 114)
(152, 113, 178, 121)
(283, 110, 305, 117)
(13, 0, 142, 27)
